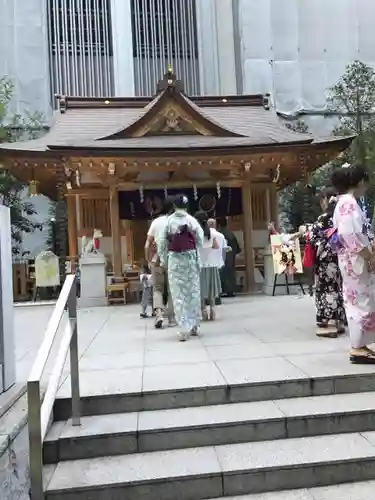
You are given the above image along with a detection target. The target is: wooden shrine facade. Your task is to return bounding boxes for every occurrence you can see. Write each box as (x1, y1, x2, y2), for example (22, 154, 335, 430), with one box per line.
(0, 68, 353, 291)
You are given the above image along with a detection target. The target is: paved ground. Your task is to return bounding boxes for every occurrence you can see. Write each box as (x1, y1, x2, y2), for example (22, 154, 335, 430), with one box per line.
(13, 294, 375, 395)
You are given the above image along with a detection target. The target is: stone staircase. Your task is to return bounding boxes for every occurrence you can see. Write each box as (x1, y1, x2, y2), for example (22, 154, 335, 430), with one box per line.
(43, 370, 375, 499)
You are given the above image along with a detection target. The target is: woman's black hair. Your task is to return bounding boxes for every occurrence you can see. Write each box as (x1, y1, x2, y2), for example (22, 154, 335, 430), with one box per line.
(160, 196, 176, 215)
(195, 210, 211, 239)
(173, 194, 189, 210)
(318, 186, 337, 201)
(216, 216, 227, 228)
(331, 163, 369, 194)
(143, 263, 151, 274)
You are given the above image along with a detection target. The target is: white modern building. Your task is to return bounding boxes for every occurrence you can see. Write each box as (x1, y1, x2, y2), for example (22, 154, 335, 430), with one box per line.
(2, 0, 375, 117)
(1, 0, 375, 253)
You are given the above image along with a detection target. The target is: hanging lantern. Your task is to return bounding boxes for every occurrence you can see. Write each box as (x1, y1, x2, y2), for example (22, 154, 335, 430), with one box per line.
(193, 184, 198, 200)
(75, 169, 81, 187)
(28, 180, 39, 197)
(108, 162, 116, 176)
(216, 181, 221, 199)
(66, 181, 72, 190)
(272, 165, 281, 184)
(139, 185, 144, 203)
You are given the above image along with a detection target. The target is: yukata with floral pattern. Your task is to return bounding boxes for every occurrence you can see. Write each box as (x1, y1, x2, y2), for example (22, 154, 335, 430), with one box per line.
(157, 210, 204, 335)
(333, 193, 375, 348)
(310, 211, 345, 327)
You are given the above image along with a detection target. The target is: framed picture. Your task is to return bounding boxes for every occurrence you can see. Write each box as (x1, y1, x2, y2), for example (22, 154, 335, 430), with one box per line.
(270, 234, 303, 275)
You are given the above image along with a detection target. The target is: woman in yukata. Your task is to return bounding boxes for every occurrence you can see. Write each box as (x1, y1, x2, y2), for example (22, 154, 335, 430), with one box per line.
(195, 211, 221, 321)
(157, 194, 204, 342)
(332, 163, 375, 363)
(310, 187, 346, 338)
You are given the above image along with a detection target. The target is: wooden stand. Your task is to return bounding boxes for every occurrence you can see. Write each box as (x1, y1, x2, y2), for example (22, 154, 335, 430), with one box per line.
(272, 273, 305, 296)
(107, 282, 128, 305)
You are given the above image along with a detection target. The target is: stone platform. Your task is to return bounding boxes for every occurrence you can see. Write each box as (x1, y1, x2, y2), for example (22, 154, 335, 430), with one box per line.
(12, 294, 375, 499)
(15, 294, 372, 388)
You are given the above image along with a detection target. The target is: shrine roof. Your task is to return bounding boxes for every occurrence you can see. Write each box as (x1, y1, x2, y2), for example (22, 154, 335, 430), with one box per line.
(0, 68, 352, 157)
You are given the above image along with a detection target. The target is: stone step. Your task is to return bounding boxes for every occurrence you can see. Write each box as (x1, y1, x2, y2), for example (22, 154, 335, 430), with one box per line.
(212, 480, 375, 499)
(44, 431, 375, 500)
(53, 370, 375, 420)
(45, 391, 375, 463)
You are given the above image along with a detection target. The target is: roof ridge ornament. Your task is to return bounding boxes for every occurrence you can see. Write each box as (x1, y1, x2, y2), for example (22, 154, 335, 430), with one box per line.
(157, 65, 184, 94)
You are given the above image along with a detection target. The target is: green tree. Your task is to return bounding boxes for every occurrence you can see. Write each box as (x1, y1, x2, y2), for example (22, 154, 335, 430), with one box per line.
(0, 76, 45, 255)
(281, 61, 375, 230)
(279, 119, 329, 230)
(327, 60, 375, 221)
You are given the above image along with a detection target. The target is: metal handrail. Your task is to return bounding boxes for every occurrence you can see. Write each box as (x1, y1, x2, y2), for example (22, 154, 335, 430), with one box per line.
(27, 274, 80, 500)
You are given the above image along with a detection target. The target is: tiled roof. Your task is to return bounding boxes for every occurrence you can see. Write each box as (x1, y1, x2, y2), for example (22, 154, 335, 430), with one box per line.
(0, 70, 351, 155)
(0, 105, 318, 154)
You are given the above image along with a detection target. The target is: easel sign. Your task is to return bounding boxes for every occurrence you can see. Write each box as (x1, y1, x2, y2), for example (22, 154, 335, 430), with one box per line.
(270, 234, 305, 296)
(270, 234, 303, 275)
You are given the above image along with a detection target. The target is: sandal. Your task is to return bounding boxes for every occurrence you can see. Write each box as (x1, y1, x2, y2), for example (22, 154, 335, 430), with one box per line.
(336, 324, 346, 335)
(316, 326, 337, 339)
(350, 349, 375, 364)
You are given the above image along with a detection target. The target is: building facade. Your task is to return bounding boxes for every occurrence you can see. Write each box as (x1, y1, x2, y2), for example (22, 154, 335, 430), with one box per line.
(1, 0, 374, 257)
(1, 0, 375, 123)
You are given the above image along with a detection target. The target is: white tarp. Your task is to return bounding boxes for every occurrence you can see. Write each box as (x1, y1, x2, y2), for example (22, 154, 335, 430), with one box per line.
(239, 0, 375, 133)
(0, 0, 51, 119)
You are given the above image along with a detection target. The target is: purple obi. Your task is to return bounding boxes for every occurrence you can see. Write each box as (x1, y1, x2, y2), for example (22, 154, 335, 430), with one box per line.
(168, 225, 196, 252)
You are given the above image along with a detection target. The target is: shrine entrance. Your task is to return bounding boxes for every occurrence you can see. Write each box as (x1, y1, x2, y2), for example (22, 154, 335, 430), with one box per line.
(0, 68, 353, 294)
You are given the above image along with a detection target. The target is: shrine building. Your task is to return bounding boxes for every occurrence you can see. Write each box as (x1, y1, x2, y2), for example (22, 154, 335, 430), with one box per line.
(0, 68, 353, 291)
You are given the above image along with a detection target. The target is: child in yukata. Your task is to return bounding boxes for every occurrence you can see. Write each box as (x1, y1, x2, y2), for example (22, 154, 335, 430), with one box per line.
(140, 264, 153, 318)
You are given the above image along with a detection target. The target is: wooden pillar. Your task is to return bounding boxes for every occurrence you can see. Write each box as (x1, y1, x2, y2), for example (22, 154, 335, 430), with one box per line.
(265, 186, 271, 223)
(270, 186, 279, 231)
(56, 166, 68, 281)
(67, 195, 78, 257)
(109, 187, 122, 276)
(241, 178, 256, 292)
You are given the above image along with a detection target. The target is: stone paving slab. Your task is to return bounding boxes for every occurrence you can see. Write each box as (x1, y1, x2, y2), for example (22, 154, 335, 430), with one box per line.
(14, 295, 375, 396)
(219, 480, 375, 499)
(44, 390, 375, 463)
(215, 433, 375, 472)
(46, 446, 222, 490)
(44, 432, 375, 499)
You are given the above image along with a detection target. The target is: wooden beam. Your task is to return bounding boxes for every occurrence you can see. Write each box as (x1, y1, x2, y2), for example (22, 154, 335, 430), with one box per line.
(117, 179, 243, 191)
(67, 194, 78, 269)
(241, 177, 256, 292)
(109, 186, 122, 276)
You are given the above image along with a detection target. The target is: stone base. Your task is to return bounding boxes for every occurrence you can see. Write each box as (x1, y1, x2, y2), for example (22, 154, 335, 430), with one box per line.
(78, 296, 107, 308)
(79, 254, 107, 309)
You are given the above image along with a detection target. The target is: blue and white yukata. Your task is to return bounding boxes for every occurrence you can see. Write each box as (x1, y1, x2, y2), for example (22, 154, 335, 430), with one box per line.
(157, 210, 204, 337)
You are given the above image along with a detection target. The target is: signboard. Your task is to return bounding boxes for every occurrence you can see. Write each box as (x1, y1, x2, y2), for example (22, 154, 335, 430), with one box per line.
(35, 251, 60, 287)
(270, 234, 303, 275)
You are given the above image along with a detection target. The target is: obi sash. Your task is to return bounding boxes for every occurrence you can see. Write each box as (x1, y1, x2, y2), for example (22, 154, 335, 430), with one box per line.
(168, 224, 196, 252)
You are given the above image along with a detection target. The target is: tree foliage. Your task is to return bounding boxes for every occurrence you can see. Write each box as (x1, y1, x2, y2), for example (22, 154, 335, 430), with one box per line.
(281, 60, 375, 230)
(279, 119, 332, 230)
(0, 76, 44, 255)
